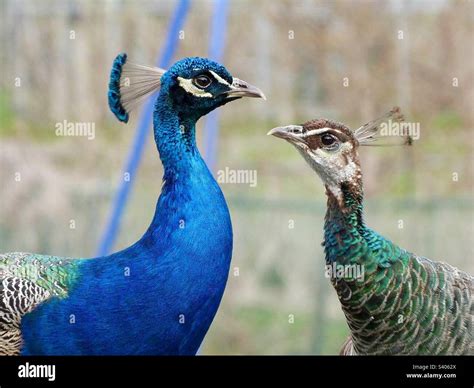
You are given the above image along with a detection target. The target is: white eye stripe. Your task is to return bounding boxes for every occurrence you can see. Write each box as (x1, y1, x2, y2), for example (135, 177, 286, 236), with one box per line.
(302, 127, 347, 138)
(303, 127, 333, 137)
(177, 77, 213, 98)
(209, 70, 231, 86)
(177, 70, 231, 97)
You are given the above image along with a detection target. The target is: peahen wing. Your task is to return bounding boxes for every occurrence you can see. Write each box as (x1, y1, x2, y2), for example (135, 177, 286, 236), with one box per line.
(0, 252, 80, 355)
(410, 255, 474, 354)
(337, 237, 474, 355)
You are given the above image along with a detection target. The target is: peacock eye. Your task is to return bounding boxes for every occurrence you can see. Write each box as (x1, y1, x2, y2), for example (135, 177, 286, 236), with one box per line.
(193, 75, 212, 89)
(321, 133, 339, 149)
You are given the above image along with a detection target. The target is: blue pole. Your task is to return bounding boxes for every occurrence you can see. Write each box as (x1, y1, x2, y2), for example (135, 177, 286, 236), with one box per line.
(96, 0, 191, 256)
(203, 0, 229, 171)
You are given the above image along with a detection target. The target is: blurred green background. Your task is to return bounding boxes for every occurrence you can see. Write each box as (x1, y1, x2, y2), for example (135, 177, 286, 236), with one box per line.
(0, 0, 473, 354)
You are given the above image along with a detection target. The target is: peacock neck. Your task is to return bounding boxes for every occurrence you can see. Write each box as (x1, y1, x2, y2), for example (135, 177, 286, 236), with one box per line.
(153, 92, 201, 177)
(323, 178, 368, 265)
(140, 91, 223, 241)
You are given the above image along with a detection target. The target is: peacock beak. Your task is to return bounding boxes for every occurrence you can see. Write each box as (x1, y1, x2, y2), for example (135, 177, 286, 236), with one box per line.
(224, 78, 266, 100)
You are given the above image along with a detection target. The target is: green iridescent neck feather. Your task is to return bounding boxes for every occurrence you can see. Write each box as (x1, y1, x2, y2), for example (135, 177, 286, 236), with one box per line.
(269, 111, 473, 355)
(321, 168, 472, 356)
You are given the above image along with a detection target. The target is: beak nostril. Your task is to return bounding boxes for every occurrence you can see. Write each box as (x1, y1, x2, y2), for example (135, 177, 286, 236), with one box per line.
(267, 125, 304, 138)
(227, 77, 266, 100)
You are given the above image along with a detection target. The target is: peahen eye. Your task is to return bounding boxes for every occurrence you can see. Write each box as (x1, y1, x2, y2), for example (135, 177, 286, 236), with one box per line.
(321, 133, 339, 149)
(193, 75, 212, 89)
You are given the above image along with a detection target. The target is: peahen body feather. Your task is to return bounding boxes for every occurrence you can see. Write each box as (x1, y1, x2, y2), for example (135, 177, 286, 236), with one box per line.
(324, 185, 473, 355)
(269, 110, 473, 355)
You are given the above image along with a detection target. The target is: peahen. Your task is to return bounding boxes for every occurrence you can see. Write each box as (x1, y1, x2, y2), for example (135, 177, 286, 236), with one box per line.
(269, 108, 473, 355)
(0, 53, 265, 355)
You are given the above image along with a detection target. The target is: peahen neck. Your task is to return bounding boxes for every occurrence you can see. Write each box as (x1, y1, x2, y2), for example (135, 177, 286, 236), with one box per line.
(323, 171, 404, 269)
(323, 174, 368, 266)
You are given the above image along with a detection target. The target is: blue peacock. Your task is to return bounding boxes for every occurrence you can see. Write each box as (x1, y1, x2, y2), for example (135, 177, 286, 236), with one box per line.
(0, 53, 264, 355)
(269, 108, 473, 355)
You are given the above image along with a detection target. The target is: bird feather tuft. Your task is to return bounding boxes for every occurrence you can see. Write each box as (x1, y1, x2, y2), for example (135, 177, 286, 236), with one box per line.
(354, 107, 413, 146)
(108, 53, 165, 123)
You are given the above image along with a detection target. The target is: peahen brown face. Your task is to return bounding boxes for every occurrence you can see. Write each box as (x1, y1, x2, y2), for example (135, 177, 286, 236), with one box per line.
(268, 118, 361, 196)
(268, 108, 410, 198)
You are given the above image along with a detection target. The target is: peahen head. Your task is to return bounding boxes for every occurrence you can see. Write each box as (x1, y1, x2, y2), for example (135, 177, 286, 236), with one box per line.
(108, 53, 265, 124)
(269, 118, 361, 197)
(268, 108, 411, 198)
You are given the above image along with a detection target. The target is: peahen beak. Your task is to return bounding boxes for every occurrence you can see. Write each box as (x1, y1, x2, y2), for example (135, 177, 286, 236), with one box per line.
(224, 78, 266, 100)
(267, 125, 304, 140)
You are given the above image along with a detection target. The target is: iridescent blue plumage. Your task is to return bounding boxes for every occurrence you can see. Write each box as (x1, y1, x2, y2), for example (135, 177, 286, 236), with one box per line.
(1, 55, 264, 355)
(108, 53, 129, 123)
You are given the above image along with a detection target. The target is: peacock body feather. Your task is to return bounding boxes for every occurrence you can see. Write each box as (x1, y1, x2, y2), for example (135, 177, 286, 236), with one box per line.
(0, 54, 264, 355)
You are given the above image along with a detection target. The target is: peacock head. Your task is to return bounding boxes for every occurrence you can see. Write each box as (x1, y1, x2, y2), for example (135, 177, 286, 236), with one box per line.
(162, 57, 266, 118)
(268, 108, 411, 196)
(108, 53, 265, 124)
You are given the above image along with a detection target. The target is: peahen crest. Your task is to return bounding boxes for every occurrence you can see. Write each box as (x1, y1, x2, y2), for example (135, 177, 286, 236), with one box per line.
(354, 106, 413, 146)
